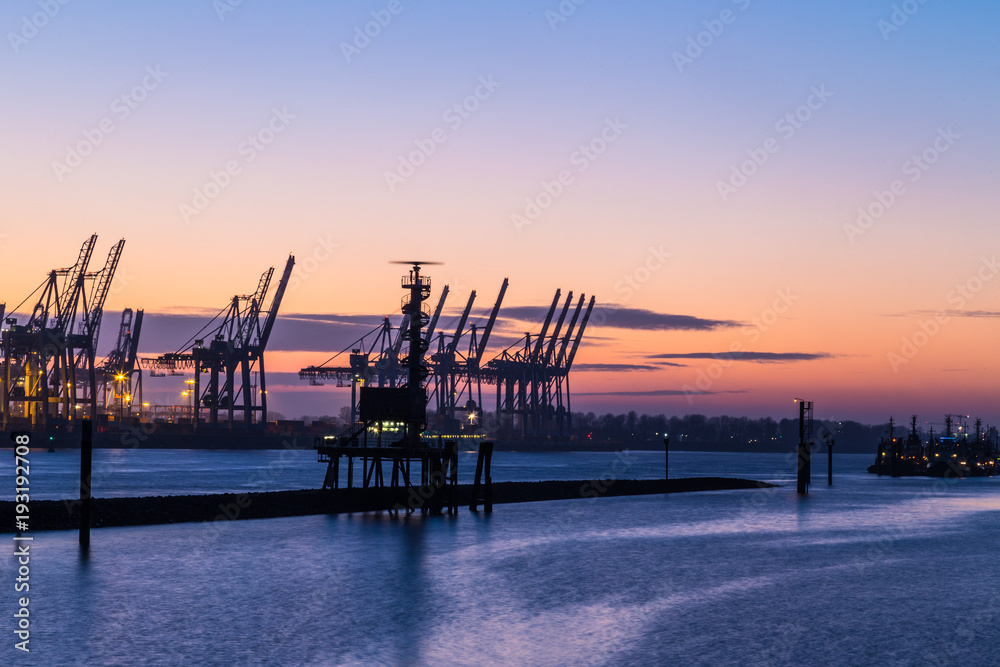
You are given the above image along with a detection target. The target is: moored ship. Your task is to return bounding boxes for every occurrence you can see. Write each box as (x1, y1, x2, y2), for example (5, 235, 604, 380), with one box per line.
(868, 415, 999, 478)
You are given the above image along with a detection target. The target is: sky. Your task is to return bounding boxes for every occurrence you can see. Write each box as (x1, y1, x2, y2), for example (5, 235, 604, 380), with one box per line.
(1, 0, 998, 428)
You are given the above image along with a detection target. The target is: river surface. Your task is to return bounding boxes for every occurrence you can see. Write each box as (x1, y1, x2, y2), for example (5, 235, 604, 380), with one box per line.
(2, 449, 997, 665)
(2, 447, 812, 501)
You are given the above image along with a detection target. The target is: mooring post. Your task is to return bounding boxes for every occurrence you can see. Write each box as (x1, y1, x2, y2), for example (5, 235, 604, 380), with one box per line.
(80, 420, 93, 548)
(889, 417, 898, 478)
(429, 455, 444, 515)
(828, 436, 834, 486)
(664, 436, 670, 483)
(796, 399, 811, 495)
(470, 443, 486, 512)
(448, 441, 459, 515)
(483, 441, 494, 513)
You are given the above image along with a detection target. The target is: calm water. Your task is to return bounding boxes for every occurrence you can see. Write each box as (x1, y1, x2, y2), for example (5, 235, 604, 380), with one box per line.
(1, 447, 809, 501)
(3, 450, 999, 665)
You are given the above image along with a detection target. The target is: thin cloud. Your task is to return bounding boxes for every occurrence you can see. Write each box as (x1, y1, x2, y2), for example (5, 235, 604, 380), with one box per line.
(575, 389, 748, 397)
(281, 313, 395, 327)
(649, 352, 833, 363)
(939, 310, 1000, 318)
(890, 309, 1000, 319)
(501, 305, 738, 331)
(573, 363, 665, 372)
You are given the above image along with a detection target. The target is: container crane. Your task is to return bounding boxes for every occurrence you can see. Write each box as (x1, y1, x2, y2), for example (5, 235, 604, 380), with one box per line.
(143, 254, 295, 430)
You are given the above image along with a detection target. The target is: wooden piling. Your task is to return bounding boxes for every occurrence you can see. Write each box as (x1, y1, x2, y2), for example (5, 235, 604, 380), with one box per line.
(429, 454, 444, 514)
(664, 436, 670, 483)
(448, 441, 459, 515)
(797, 441, 809, 494)
(828, 436, 834, 486)
(470, 444, 485, 512)
(470, 441, 494, 513)
(796, 400, 810, 495)
(80, 420, 92, 547)
(482, 441, 493, 513)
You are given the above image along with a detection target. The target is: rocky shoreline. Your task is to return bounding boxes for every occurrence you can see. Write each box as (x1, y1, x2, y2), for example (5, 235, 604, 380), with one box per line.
(1, 477, 775, 533)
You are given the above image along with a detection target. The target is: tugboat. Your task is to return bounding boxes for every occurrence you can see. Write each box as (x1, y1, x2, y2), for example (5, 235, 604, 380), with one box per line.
(868, 415, 999, 478)
(868, 417, 927, 476)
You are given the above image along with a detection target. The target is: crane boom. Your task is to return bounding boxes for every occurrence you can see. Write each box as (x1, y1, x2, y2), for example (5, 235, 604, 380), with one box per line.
(476, 278, 508, 360)
(56, 234, 98, 332)
(85, 238, 125, 351)
(556, 295, 584, 368)
(543, 292, 572, 367)
(531, 290, 560, 364)
(236, 266, 273, 348)
(30, 234, 97, 331)
(447, 291, 476, 355)
(391, 314, 410, 358)
(257, 255, 294, 351)
(127, 310, 144, 371)
(425, 285, 449, 345)
(565, 296, 595, 371)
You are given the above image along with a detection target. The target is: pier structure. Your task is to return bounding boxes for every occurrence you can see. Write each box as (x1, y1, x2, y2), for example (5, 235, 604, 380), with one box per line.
(826, 433, 834, 486)
(304, 265, 598, 510)
(315, 262, 466, 514)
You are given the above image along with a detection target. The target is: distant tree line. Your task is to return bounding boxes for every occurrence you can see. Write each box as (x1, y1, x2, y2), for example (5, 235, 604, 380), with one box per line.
(285, 408, 893, 453)
(568, 412, 888, 453)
